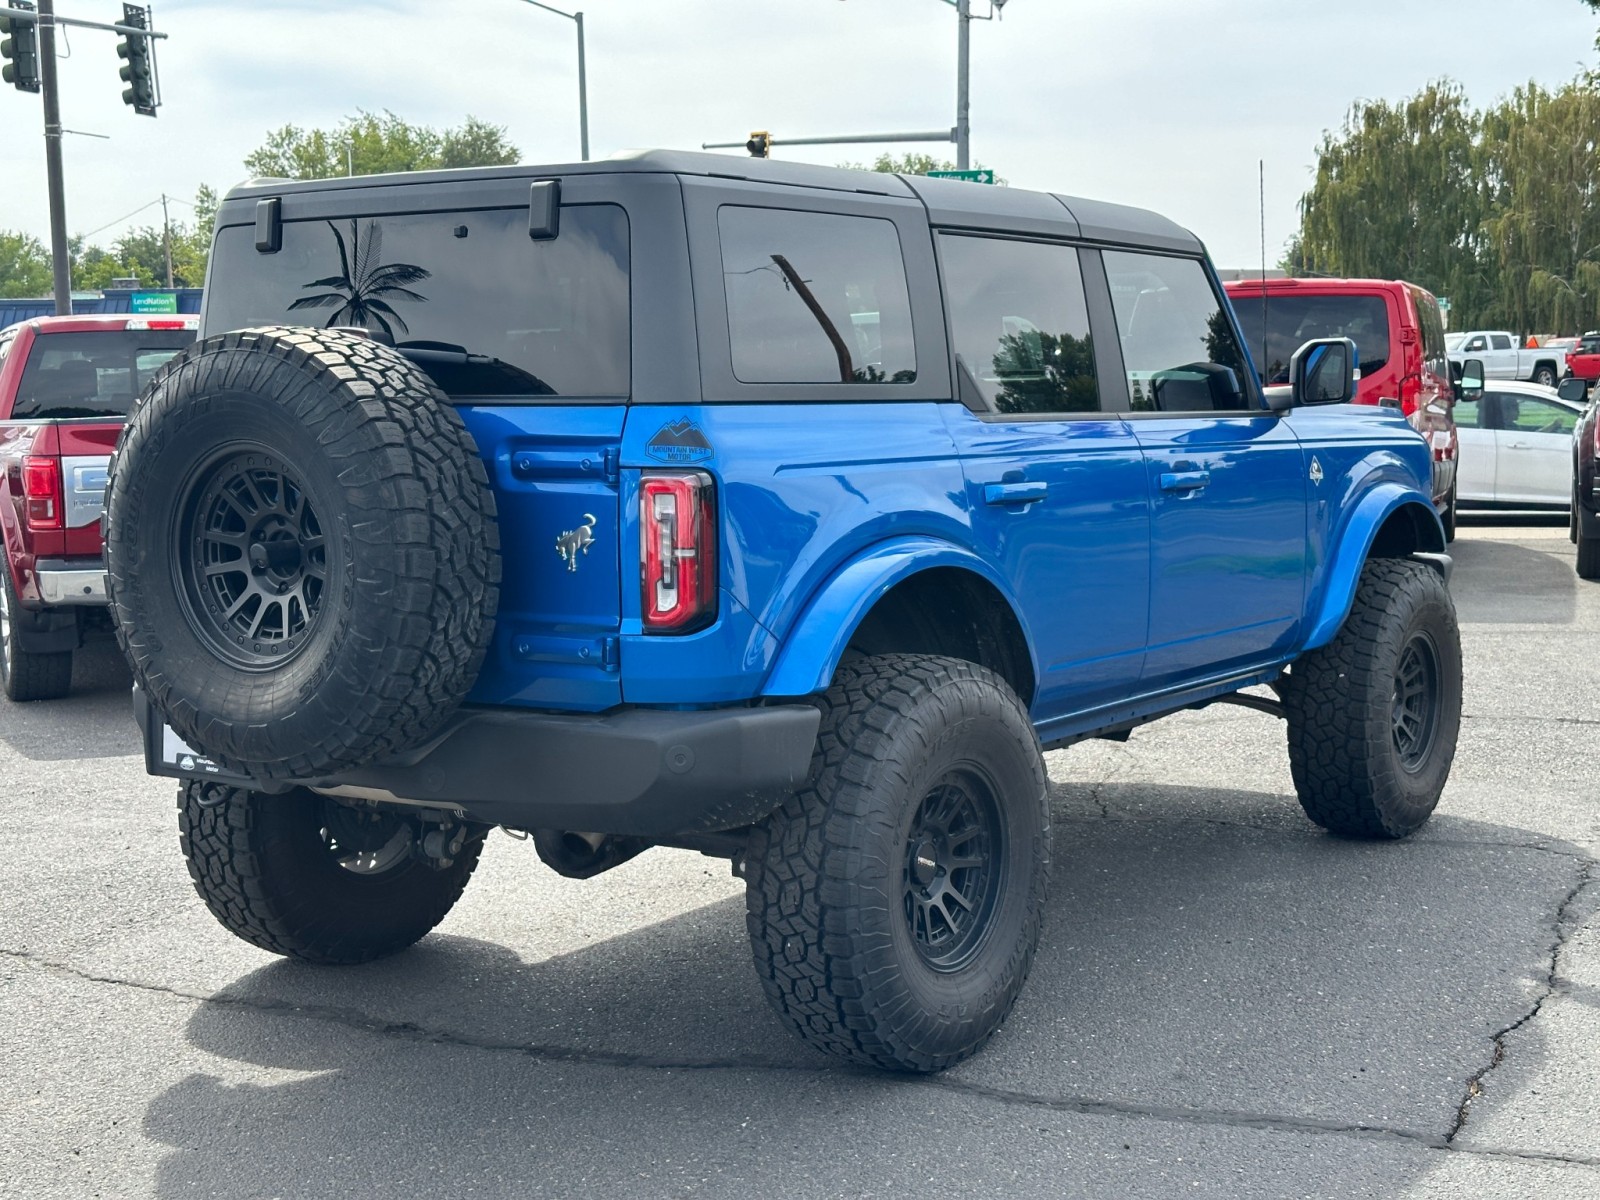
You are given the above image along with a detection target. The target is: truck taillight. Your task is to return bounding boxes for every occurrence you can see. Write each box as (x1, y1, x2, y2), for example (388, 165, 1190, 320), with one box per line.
(640, 471, 716, 633)
(1399, 373, 1421, 418)
(22, 456, 63, 531)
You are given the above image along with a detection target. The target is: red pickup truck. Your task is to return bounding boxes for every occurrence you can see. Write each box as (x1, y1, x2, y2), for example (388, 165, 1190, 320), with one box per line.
(0, 314, 197, 699)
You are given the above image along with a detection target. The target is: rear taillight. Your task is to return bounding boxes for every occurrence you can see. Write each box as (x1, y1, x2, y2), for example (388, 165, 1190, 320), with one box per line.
(1399, 373, 1421, 418)
(640, 470, 716, 633)
(22, 455, 63, 531)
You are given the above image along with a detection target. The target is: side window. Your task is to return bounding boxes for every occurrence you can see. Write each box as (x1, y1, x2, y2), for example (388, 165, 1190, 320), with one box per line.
(1465, 335, 1487, 352)
(1102, 250, 1252, 412)
(1490, 333, 1514, 351)
(1503, 395, 1578, 436)
(718, 206, 916, 385)
(1453, 396, 1481, 428)
(938, 234, 1099, 415)
(1412, 289, 1450, 382)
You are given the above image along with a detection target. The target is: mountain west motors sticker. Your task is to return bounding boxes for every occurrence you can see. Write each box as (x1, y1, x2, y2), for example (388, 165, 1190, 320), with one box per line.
(646, 419, 714, 464)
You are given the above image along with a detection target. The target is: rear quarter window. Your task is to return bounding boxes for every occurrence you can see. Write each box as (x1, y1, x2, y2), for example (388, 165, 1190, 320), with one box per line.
(717, 206, 916, 385)
(204, 204, 630, 401)
(11, 330, 194, 420)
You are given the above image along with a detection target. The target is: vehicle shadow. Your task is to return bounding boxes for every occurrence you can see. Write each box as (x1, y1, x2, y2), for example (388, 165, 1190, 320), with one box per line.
(1447, 536, 1577, 624)
(141, 782, 1593, 1197)
(0, 637, 139, 761)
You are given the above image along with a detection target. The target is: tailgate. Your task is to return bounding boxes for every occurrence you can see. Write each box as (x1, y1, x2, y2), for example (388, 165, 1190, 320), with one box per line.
(54, 421, 120, 557)
(459, 405, 625, 712)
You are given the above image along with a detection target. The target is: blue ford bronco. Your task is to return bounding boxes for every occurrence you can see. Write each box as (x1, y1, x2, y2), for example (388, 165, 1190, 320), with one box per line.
(105, 151, 1461, 1073)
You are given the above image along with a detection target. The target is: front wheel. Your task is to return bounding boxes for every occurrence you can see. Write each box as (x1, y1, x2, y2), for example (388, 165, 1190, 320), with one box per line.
(178, 781, 485, 964)
(1282, 559, 1462, 839)
(744, 654, 1050, 1073)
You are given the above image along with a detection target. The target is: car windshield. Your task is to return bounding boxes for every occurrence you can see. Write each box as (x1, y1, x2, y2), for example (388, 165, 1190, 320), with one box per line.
(1230, 292, 1390, 385)
(12, 329, 194, 419)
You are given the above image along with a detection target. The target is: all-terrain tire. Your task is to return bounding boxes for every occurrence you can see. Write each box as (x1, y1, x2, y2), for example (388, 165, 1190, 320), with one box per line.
(745, 654, 1050, 1073)
(1282, 558, 1462, 839)
(105, 327, 499, 781)
(0, 568, 72, 702)
(1579, 531, 1600, 580)
(178, 780, 484, 964)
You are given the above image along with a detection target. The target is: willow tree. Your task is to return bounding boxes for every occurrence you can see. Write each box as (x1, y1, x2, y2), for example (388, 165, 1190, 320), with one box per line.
(1479, 81, 1600, 334)
(1296, 83, 1489, 320)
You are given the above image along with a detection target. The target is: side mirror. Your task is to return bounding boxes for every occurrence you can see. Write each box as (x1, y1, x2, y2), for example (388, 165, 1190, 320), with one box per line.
(1459, 358, 1484, 400)
(1289, 337, 1357, 406)
(1557, 375, 1589, 404)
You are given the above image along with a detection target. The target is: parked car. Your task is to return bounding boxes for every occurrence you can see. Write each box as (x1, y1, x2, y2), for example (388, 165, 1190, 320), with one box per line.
(1225, 276, 1458, 538)
(1564, 331, 1600, 383)
(1569, 376, 1600, 578)
(105, 151, 1461, 1074)
(1446, 330, 1565, 388)
(1453, 378, 1585, 509)
(0, 313, 197, 699)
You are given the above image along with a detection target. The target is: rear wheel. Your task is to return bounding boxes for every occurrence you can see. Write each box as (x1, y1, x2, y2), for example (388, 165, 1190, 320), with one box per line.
(1439, 483, 1457, 544)
(1579, 529, 1600, 580)
(1533, 364, 1558, 389)
(744, 654, 1049, 1072)
(178, 781, 485, 964)
(1282, 559, 1462, 838)
(0, 569, 72, 703)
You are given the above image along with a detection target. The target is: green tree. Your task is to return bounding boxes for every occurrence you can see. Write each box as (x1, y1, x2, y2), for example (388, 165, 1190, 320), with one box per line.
(245, 110, 519, 180)
(1297, 82, 1488, 319)
(0, 231, 53, 298)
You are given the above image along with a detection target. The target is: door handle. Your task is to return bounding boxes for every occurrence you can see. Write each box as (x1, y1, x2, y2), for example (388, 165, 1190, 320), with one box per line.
(983, 480, 1048, 506)
(1159, 469, 1211, 492)
(1507, 441, 1534, 450)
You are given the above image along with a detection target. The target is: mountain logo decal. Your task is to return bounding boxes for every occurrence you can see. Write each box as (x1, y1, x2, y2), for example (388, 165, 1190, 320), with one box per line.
(646, 419, 714, 464)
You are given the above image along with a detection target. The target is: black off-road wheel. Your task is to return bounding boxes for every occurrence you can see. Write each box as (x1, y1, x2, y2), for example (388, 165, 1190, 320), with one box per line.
(178, 781, 485, 964)
(105, 326, 499, 781)
(745, 654, 1050, 1073)
(1283, 559, 1462, 839)
(0, 569, 72, 703)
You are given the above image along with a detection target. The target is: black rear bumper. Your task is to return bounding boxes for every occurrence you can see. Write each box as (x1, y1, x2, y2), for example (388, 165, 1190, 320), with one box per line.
(137, 688, 821, 839)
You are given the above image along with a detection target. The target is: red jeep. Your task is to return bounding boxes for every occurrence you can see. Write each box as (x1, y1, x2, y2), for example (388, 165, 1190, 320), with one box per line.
(0, 314, 196, 699)
(1226, 278, 1459, 538)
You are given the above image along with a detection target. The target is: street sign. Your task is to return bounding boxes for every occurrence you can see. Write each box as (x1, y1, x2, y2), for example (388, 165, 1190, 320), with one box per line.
(928, 168, 995, 184)
(130, 291, 178, 314)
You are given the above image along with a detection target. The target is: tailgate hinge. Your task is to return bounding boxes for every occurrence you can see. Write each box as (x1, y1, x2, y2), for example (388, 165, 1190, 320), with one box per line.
(603, 446, 620, 484)
(601, 636, 620, 673)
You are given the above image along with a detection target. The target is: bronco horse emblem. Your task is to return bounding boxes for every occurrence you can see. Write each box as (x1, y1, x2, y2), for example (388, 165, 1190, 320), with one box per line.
(556, 514, 597, 572)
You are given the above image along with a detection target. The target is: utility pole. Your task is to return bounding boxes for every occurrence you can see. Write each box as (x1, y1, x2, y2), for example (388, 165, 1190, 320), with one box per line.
(37, 0, 71, 314)
(955, 0, 970, 170)
(160, 192, 172, 288)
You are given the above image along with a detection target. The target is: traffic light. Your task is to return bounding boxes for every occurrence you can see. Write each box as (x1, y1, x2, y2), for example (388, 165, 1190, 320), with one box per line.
(0, 1, 41, 94)
(116, 4, 157, 116)
(746, 131, 771, 158)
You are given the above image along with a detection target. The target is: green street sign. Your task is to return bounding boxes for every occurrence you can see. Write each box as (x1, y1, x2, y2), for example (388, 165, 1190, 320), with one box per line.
(928, 168, 996, 184)
(130, 291, 179, 314)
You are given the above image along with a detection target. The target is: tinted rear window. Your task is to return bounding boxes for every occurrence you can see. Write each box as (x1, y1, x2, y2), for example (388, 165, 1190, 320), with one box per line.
(718, 206, 916, 385)
(12, 330, 193, 420)
(205, 205, 630, 400)
(1230, 292, 1391, 385)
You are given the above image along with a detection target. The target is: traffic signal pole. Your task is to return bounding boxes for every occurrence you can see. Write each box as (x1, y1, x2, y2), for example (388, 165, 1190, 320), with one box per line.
(37, 0, 71, 315)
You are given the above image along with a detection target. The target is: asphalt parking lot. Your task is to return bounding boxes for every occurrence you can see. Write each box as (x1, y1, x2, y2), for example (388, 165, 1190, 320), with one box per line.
(2, 517, 1596, 1199)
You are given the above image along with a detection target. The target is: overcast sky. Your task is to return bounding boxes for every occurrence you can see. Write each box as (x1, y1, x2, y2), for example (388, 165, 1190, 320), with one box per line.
(2, 0, 1596, 269)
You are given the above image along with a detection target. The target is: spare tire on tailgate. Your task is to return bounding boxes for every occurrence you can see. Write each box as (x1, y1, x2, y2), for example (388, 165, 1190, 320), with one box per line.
(105, 326, 500, 782)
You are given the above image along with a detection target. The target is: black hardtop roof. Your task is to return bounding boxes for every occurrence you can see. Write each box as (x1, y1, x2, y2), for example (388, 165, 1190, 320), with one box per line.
(220, 148, 1201, 254)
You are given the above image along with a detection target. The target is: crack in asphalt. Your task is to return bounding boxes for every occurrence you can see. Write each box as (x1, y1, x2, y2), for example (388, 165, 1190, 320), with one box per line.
(1461, 712, 1600, 727)
(1447, 858, 1598, 1145)
(5, 944, 1600, 1173)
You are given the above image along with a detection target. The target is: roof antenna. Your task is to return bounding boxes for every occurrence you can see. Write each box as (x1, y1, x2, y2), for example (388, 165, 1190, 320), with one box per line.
(1259, 159, 1269, 385)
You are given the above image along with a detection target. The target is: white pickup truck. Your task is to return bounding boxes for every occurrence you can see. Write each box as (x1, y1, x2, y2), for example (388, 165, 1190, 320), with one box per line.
(1445, 330, 1564, 388)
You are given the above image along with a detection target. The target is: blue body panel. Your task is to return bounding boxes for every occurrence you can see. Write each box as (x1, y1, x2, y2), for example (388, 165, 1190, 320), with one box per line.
(462, 393, 1437, 744)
